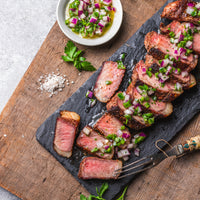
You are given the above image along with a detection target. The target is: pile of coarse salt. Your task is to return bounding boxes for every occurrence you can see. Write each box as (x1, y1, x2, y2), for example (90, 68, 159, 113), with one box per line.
(38, 72, 67, 97)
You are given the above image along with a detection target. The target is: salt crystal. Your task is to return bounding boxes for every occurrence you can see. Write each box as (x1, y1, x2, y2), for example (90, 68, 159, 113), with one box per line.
(78, 73, 81, 76)
(71, 81, 75, 84)
(4, 134, 7, 137)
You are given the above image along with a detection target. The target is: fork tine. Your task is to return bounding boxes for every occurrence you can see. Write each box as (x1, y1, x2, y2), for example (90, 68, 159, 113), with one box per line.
(115, 159, 153, 175)
(115, 156, 148, 172)
(117, 164, 155, 179)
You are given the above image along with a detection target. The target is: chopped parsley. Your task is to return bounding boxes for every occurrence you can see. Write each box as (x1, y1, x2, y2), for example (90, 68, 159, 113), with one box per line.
(117, 92, 125, 100)
(123, 100, 132, 109)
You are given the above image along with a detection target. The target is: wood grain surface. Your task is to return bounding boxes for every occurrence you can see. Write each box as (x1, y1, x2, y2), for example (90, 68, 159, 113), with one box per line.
(0, 0, 199, 199)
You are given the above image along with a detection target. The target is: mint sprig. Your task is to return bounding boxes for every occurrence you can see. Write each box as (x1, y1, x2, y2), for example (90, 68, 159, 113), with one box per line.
(62, 41, 96, 72)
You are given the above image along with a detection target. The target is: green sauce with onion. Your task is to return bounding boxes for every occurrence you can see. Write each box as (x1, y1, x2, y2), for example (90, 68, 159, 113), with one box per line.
(65, 0, 115, 38)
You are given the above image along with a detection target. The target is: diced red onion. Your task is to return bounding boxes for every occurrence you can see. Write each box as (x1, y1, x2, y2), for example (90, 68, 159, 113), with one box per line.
(106, 6, 112, 11)
(70, 8, 76, 12)
(100, 9, 107, 15)
(166, 66, 172, 75)
(137, 106, 142, 113)
(179, 34, 184, 42)
(98, 20, 107, 27)
(132, 99, 138, 106)
(119, 149, 130, 157)
(147, 88, 155, 96)
(80, 13, 86, 19)
(174, 39, 179, 44)
(117, 151, 123, 158)
(104, 145, 110, 150)
(95, 28, 103, 35)
(124, 109, 133, 115)
(175, 31, 181, 39)
(187, 2, 195, 7)
(136, 86, 143, 94)
(71, 18, 78, 25)
(190, 23, 194, 28)
(117, 130, 123, 137)
(124, 94, 130, 102)
(88, 7, 93, 13)
(90, 99, 97, 107)
(134, 148, 140, 157)
(89, 17, 97, 23)
(103, 16, 110, 22)
(79, 1, 84, 11)
(83, 0, 90, 4)
(180, 48, 186, 54)
(95, 3, 100, 8)
(129, 106, 135, 113)
(174, 69, 179, 75)
(97, 141, 103, 148)
(173, 62, 177, 67)
(196, 3, 200, 9)
(181, 71, 189, 78)
(194, 55, 198, 59)
(139, 132, 146, 137)
(83, 127, 90, 136)
(174, 50, 178, 54)
(122, 133, 130, 139)
(78, 10, 83, 16)
(103, 0, 112, 6)
(87, 90, 93, 98)
(176, 82, 182, 91)
(160, 60, 164, 67)
(112, 7, 116, 12)
(123, 156, 130, 161)
(69, 23, 76, 28)
(186, 7, 194, 15)
(127, 143, 134, 149)
(186, 41, 193, 49)
(134, 134, 140, 139)
(158, 73, 169, 82)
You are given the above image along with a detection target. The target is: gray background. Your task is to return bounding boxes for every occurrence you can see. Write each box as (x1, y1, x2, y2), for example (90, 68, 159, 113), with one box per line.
(0, 0, 57, 199)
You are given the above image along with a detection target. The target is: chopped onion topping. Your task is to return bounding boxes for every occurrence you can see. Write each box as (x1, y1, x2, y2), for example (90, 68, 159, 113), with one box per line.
(187, 2, 195, 7)
(117, 129, 123, 137)
(186, 6, 194, 15)
(181, 71, 189, 78)
(127, 143, 134, 149)
(124, 109, 133, 115)
(83, 127, 90, 136)
(123, 156, 130, 161)
(134, 148, 140, 157)
(122, 133, 130, 139)
(97, 141, 103, 148)
(139, 132, 147, 137)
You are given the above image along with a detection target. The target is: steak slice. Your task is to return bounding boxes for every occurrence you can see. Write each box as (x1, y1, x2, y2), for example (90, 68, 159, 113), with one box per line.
(160, 21, 200, 54)
(78, 157, 122, 180)
(144, 31, 198, 72)
(145, 54, 196, 89)
(54, 111, 80, 158)
(76, 126, 114, 159)
(106, 92, 152, 130)
(94, 61, 126, 103)
(126, 79, 173, 118)
(134, 60, 183, 102)
(161, 0, 200, 26)
(94, 113, 131, 149)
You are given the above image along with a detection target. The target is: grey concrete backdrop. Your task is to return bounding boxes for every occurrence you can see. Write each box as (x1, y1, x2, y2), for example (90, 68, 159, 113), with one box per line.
(0, 0, 57, 199)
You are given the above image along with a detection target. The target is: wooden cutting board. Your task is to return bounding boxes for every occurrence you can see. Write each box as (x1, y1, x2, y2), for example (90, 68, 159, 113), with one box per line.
(0, 0, 200, 199)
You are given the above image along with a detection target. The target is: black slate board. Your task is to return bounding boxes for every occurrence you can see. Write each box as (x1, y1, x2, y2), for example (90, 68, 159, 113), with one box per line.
(36, 0, 200, 199)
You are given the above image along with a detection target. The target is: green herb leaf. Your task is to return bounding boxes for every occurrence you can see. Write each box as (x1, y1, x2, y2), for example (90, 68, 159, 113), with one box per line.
(99, 183, 109, 197)
(62, 41, 96, 72)
(80, 194, 87, 200)
(65, 40, 77, 58)
(91, 147, 99, 153)
(118, 93, 125, 100)
(105, 80, 112, 85)
(81, 61, 96, 71)
(117, 186, 128, 200)
(61, 55, 74, 62)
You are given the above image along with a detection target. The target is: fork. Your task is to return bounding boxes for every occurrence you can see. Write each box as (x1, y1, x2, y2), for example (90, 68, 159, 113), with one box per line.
(115, 135, 200, 179)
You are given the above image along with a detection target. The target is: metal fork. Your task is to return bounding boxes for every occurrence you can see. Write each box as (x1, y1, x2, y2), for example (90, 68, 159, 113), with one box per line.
(115, 135, 200, 179)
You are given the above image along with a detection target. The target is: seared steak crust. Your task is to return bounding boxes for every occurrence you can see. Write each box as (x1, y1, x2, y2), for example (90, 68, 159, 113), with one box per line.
(106, 93, 150, 130)
(144, 31, 198, 72)
(161, 0, 200, 26)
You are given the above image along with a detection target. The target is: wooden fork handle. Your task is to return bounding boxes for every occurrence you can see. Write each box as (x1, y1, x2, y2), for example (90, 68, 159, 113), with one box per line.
(182, 135, 200, 152)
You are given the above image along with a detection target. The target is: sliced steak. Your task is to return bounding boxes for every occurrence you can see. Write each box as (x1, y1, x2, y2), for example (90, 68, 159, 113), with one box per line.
(160, 21, 200, 54)
(145, 54, 196, 89)
(134, 60, 183, 101)
(126, 79, 173, 118)
(106, 92, 152, 130)
(94, 113, 131, 149)
(54, 111, 80, 158)
(144, 31, 198, 71)
(78, 157, 122, 180)
(76, 126, 114, 159)
(161, 0, 200, 26)
(94, 61, 126, 103)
